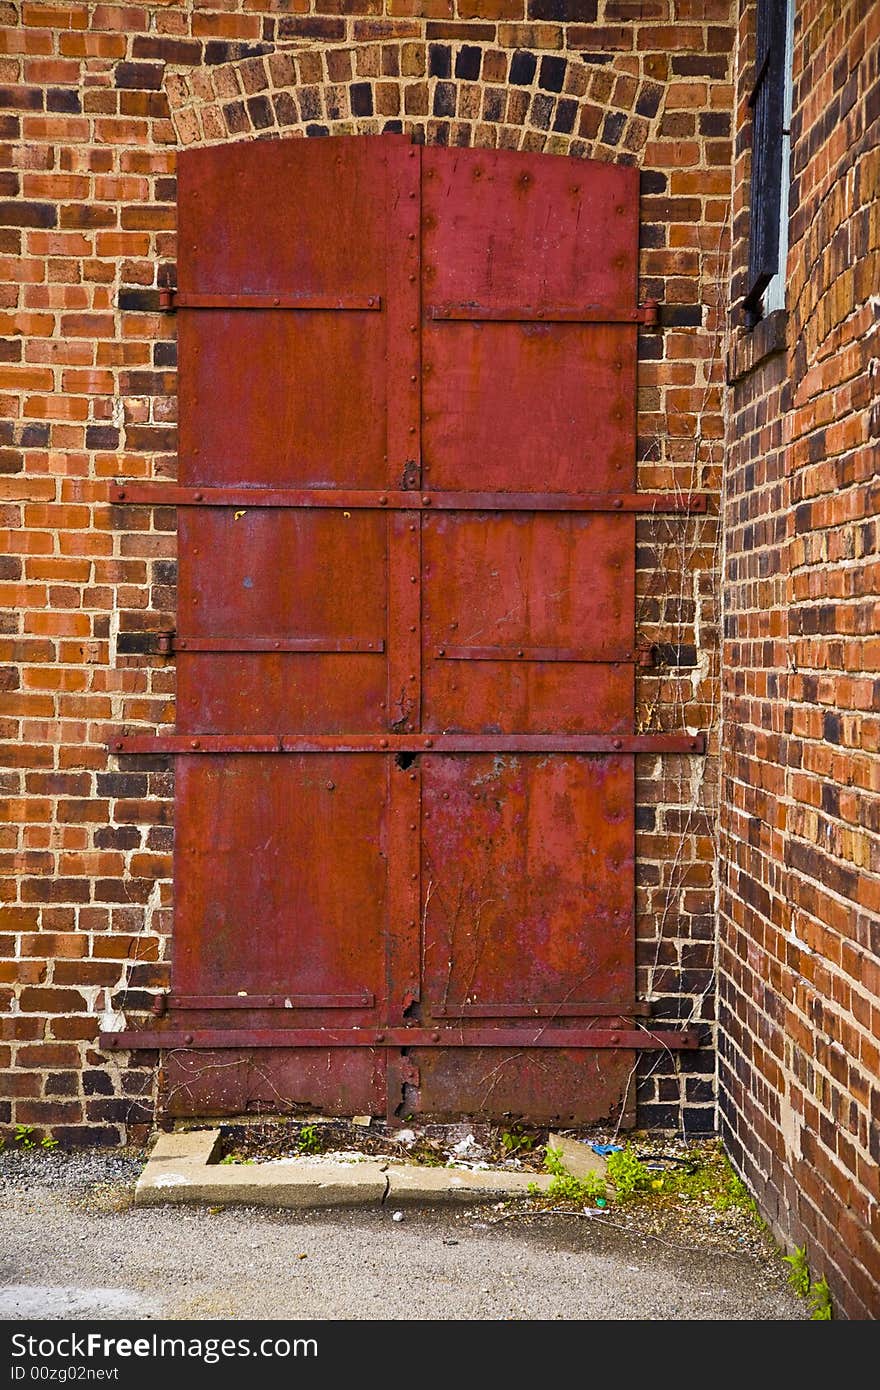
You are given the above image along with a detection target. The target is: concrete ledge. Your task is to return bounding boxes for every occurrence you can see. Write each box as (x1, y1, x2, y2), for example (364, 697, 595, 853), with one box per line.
(135, 1129, 552, 1209)
(387, 1164, 549, 1203)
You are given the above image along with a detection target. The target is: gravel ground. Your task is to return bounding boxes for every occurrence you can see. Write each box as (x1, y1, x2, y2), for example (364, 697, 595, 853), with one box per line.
(0, 1143, 809, 1323)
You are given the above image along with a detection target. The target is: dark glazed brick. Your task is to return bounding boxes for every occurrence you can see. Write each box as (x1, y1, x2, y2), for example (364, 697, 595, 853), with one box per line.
(277, 18, 345, 40)
(133, 37, 203, 64)
(205, 42, 272, 66)
(117, 289, 160, 313)
(247, 95, 273, 129)
(224, 102, 249, 135)
(85, 425, 120, 449)
(483, 89, 505, 122)
(529, 0, 597, 17)
(539, 56, 566, 92)
(529, 93, 553, 130)
(636, 83, 663, 118)
(455, 46, 482, 82)
(351, 83, 373, 117)
(510, 51, 537, 86)
(274, 93, 298, 127)
(114, 63, 164, 91)
(553, 98, 577, 134)
(0, 202, 56, 228)
(663, 306, 702, 327)
(428, 44, 452, 79)
(153, 342, 177, 368)
(601, 111, 626, 145)
(0, 86, 43, 110)
(47, 89, 81, 114)
(433, 83, 456, 118)
(83, 1071, 115, 1096)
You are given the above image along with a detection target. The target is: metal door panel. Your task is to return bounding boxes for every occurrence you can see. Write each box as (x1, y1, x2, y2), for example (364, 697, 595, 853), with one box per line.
(423, 662, 633, 736)
(422, 323, 636, 492)
(177, 654, 388, 736)
(173, 755, 387, 1009)
(409, 1048, 637, 1125)
(105, 139, 704, 1126)
(163, 1049, 386, 1119)
(178, 310, 388, 489)
(177, 508, 388, 734)
(422, 511, 634, 732)
(420, 754, 634, 1019)
(421, 147, 638, 315)
(177, 135, 398, 300)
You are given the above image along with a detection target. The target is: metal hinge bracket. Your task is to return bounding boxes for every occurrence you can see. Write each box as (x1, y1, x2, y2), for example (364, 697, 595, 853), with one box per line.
(401, 460, 421, 490)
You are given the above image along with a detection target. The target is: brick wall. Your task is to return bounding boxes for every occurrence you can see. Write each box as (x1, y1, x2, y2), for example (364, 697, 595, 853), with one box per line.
(721, 0, 879, 1321)
(0, 4, 732, 1145)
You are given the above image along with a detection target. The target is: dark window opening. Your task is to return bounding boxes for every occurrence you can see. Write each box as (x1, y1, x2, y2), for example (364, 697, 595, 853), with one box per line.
(744, 0, 794, 324)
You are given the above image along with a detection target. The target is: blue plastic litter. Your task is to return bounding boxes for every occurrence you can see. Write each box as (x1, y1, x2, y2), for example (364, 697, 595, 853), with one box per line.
(590, 1143, 624, 1156)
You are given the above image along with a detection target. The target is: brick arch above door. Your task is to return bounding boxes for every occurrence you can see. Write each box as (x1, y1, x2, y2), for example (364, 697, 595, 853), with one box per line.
(164, 39, 667, 161)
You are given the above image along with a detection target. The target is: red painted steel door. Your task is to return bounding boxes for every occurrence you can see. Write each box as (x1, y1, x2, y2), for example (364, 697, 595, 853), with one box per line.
(107, 136, 702, 1124)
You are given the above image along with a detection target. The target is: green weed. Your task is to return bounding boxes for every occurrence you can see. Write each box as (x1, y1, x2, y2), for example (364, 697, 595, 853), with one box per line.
(295, 1124, 321, 1155)
(12, 1124, 57, 1152)
(783, 1244, 811, 1297)
(528, 1146, 608, 1207)
(807, 1276, 833, 1321)
(605, 1145, 653, 1199)
(784, 1244, 833, 1319)
(500, 1128, 535, 1156)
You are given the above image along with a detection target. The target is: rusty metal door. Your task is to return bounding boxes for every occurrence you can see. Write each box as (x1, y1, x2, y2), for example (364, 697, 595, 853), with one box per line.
(107, 136, 704, 1126)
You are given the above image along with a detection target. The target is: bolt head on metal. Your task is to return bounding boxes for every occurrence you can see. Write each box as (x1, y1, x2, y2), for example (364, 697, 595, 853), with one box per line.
(379, 495, 388, 505)
(613, 739, 622, 749)
(380, 738, 388, 748)
(326, 780, 335, 790)
(184, 1034, 193, 1044)
(191, 740, 200, 749)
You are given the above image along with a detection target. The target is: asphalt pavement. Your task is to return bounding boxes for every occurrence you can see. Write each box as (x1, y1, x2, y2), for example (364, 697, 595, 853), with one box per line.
(0, 1146, 807, 1325)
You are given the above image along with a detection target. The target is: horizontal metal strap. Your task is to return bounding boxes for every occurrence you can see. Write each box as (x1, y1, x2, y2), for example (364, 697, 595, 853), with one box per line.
(166, 993, 375, 1011)
(100, 1026, 699, 1051)
(110, 732, 706, 755)
(160, 291, 381, 311)
(111, 484, 707, 515)
(434, 645, 633, 663)
(170, 637, 384, 654)
(428, 300, 659, 325)
(433, 1002, 652, 1018)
